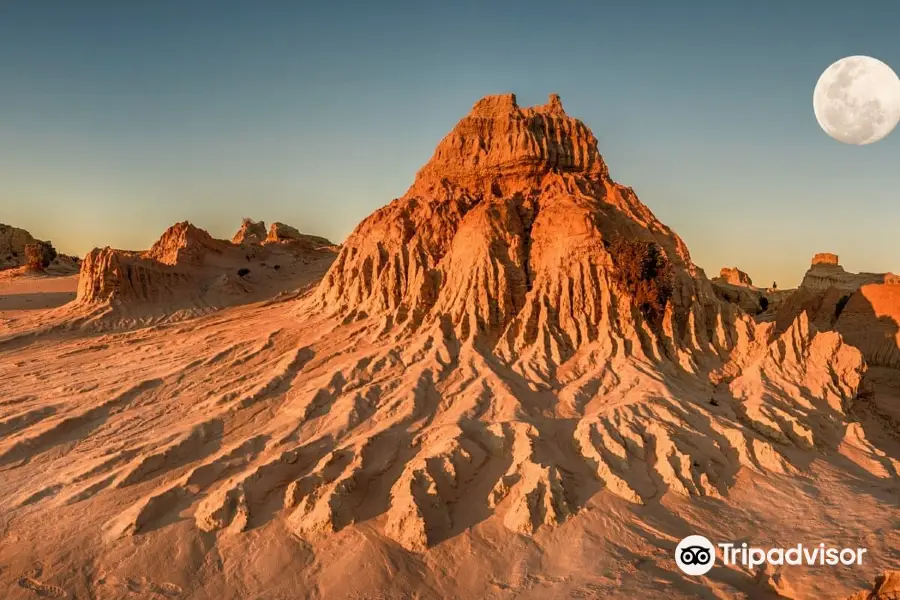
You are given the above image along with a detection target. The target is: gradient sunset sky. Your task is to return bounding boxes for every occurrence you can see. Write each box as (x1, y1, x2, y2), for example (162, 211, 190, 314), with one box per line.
(2, 1, 899, 287)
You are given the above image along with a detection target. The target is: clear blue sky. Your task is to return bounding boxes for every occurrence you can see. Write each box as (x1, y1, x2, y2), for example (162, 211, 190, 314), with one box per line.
(1, 1, 899, 287)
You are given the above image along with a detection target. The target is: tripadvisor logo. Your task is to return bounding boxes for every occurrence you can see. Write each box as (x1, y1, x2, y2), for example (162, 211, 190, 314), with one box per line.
(675, 535, 716, 576)
(674, 535, 868, 576)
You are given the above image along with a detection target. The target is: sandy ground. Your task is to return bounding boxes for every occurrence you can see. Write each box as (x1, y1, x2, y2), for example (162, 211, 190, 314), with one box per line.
(1, 289, 898, 599)
(0, 272, 78, 320)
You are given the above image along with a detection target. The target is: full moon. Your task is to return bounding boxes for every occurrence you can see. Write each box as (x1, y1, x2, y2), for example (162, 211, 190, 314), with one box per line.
(813, 55, 900, 145)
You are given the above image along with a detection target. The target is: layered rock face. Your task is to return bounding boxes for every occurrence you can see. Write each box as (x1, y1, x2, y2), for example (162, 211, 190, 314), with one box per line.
(266, 221, 301, 243)
(812, 252, 839, 266)
(317, 93, 721, 375)
(76, 222, 225, 305)
(409, 93, 609, 197)
(800, 253, 898, 292)
(145, 221, 224, 266)
(77, 247, 194, 305)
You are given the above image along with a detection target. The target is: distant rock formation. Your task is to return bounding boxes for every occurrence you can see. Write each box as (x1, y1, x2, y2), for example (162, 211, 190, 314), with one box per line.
(800, 253, 898, 292)
(77, 222, 225, 305)
(266, 222, 334, 249)
(0, 223, 37, 270)
(146, 221, 223, 266)
(710, 266, 789, 318)
(77, 246, 195, 305)
(266, 221, 300, 243)
(0, 223, 79, 275)
(233, 218, 267, 245)
(75, 220, 337, 321)
(715, 266, 753, 287)
(811, 252, 839, 266)
(775, 253, 900, 368)
(712, 282, 777, 317)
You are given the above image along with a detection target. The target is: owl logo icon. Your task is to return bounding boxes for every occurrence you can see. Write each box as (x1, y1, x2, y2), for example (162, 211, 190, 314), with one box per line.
(675, 535, 716, 576)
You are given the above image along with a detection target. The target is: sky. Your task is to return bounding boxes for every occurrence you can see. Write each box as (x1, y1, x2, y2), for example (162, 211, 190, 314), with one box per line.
(1, 1, 899, 287)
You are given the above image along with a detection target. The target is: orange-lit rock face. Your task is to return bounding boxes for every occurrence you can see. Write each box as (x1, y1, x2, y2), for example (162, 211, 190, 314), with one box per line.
(76, 246, 192, 304)
(145, 221, 223, 266)
(233, 218, 267, 245)
(76, 222, 222, 304)
(836, 283, 900, 368)
(316, 93, 721, 368)
(74, 220, 334, 311)
(410, 93, 608, 199)
(812, 252, 840, 266)
(716, 267, 753, 287)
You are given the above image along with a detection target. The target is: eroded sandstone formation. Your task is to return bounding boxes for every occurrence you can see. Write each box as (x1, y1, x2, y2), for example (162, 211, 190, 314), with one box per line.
(800, 253, 898, 293)
(74, 220, 336, 318)
(7, 94, 880, 574)
(716, 266, 753, 287)
(812, 252, 840, 266)
(266, 222, 333, 248)
(0, 223, 37, 269)
(0, 223, 79, 275)
(232, 218, 267, 245)
(77, 247, 194, 305)
(836, 283, 900, 368)
(775, 253, 900, 368)
(76, 222, 225, 305)
(316, 93, 725, 378)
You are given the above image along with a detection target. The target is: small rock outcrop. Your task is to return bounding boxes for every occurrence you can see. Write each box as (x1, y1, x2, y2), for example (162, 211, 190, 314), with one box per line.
(23, 240, 58, 272)
(812, 252, 840, 266)
(0, 223, 38, 270)
(233, 218, 268, 245)
(266, 222, 302, 243)
(265, 222, 334, 249)
(146, 221, 224, 266)
(710, 266, 794, 320)
(715, 266, 753, 287)
(0, 224, 78, 275)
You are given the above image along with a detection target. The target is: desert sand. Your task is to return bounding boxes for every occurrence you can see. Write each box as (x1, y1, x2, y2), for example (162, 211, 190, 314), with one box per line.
(1, 94, 898, 599)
